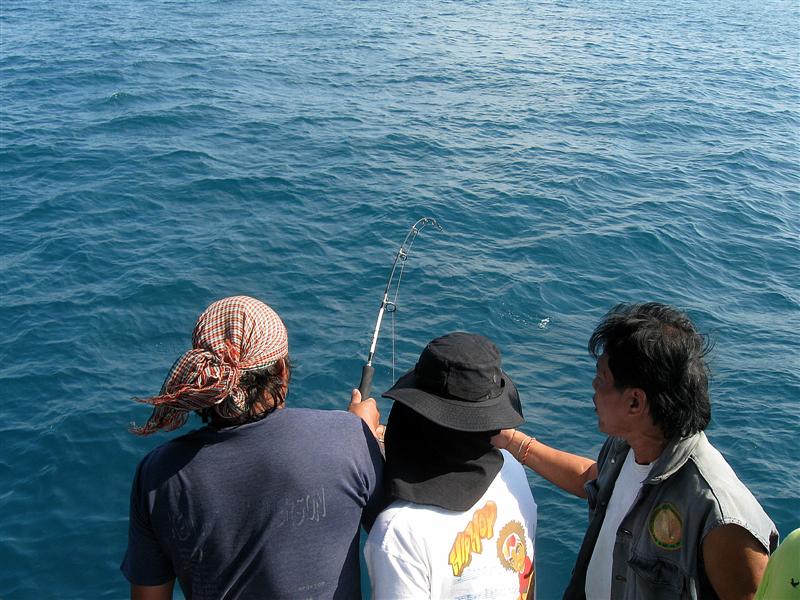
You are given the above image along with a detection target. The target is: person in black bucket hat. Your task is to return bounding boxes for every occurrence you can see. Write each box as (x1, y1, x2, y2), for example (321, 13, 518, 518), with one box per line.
(365, 332, 539, 600)
(382, 331, 524, 432)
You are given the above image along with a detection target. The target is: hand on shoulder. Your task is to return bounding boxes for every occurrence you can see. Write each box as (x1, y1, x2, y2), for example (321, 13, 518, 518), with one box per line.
(491, 429, 516, 450)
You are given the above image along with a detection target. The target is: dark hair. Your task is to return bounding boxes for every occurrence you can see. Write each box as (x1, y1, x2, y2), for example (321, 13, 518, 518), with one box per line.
(588, 303, 712, 439)
(200, 358, 293, 426)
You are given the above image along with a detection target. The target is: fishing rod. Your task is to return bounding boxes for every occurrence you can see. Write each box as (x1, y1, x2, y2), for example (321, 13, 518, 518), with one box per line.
(357, 217, 443, 399)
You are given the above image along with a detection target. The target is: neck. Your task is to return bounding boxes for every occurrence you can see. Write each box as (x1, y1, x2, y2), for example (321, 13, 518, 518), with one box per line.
(626, 429, 668, 465)
(208, 401, 284, 428)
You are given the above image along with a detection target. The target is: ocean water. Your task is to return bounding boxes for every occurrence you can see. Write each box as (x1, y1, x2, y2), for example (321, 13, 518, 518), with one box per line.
(1, 0, 798, 597)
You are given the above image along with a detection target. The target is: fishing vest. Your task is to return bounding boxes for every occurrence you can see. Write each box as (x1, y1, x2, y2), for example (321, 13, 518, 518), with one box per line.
(564, 431, 778, 600)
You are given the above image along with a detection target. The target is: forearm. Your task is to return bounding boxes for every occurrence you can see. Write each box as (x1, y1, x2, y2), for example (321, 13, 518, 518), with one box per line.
(506, 431, 597, 498)
(131, 580, 174, 600)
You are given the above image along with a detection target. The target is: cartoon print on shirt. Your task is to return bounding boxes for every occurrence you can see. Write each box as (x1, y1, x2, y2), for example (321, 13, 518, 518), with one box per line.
(497, 520, 535, 600)
(447, 501, 498, 576)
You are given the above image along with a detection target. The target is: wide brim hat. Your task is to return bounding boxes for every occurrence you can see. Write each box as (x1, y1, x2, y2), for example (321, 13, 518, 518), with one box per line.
(382, 331, 524, 432)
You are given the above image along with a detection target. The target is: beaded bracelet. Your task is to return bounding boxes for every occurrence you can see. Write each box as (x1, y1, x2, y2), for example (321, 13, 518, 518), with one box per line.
(520, 437, 534, 464)
(517, 437, 536, 465)
(517, 432, 527, 457)
(515, 435, 528, 461)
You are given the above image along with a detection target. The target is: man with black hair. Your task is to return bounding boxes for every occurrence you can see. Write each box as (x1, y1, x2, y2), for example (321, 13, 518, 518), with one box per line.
(493, 302, 777, 600)
(121, 296, 384, 600)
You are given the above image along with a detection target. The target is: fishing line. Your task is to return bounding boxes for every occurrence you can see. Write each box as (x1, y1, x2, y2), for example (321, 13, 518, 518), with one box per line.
(389, 238, 409, 383)
(357, 217, 443, 399)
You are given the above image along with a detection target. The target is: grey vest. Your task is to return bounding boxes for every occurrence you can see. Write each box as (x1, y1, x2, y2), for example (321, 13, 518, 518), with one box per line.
(564, 432, 778, 600)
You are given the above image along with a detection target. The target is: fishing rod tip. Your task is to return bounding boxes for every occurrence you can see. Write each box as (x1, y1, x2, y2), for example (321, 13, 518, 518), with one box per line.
(424, 216, 443, 231)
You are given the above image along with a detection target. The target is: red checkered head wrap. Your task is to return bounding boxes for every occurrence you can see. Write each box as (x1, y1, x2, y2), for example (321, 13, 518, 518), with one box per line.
(132, 296, 289, 435)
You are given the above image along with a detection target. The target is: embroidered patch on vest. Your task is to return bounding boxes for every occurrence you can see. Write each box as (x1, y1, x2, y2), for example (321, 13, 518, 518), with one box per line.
(648, 503, 683, 550)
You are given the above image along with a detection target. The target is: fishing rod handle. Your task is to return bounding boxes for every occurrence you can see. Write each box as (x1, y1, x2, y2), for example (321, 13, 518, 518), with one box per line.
(358, 364, 374, 400)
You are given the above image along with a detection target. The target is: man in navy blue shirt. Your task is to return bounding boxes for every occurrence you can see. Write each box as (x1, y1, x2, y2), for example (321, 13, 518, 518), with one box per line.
(121, 296, 384, 600)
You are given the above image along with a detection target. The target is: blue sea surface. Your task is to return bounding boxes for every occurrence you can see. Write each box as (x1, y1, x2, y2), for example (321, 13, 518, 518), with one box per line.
(1, 0, 798, 597)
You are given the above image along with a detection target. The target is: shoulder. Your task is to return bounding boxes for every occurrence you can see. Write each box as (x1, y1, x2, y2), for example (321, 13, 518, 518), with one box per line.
(280, 408, 382, 472)
(136, 428, 201, 473)
(367, 501, 424, 549)
(495, 450, 538, 512)
(682, 433, 777, 552)
(281, 407, 362, 431)
(275, 407, 368, 444)
(684, 433, 757, 503)
(687, 434, 739, 480)
(498, 449, 532, 489)
(132, 428, 209, 492)
(499, 448, 522, 470)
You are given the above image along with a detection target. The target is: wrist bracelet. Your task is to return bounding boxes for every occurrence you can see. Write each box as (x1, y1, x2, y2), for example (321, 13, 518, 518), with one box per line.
(520, 437, 534, 464)
(515, 435, 528, 461)
(516, 435, 535, 463)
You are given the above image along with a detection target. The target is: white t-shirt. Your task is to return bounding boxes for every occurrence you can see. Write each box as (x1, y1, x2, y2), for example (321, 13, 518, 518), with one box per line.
(365, 449, 537, 600)
(585, 448, 652, 600)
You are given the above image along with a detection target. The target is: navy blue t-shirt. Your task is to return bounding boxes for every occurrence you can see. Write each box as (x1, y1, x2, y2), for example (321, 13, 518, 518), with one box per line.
(121, 408, 384, 599)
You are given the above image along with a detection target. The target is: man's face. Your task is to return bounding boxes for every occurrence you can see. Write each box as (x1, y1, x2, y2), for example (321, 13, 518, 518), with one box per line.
(592, 353, 629, 436)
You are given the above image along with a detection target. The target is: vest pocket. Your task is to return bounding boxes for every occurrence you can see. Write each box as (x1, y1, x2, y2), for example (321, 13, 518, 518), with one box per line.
(628, 553, 687, 598)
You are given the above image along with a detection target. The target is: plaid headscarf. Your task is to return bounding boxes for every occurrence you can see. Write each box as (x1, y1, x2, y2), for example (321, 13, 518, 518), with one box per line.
(132, 296, 289, 435)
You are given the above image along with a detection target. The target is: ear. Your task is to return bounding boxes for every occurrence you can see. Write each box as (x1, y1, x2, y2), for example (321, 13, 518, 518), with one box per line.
(275, 357, 289, 381)
(275, 357, 286, 373)
(626, 388, 648, 416)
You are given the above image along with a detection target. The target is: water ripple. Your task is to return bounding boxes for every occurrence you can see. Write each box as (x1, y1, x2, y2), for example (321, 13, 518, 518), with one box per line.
(1, 0, 798, 597)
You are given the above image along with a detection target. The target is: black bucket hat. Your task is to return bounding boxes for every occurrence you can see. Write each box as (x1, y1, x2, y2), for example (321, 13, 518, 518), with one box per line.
(382, 332, 524, 432)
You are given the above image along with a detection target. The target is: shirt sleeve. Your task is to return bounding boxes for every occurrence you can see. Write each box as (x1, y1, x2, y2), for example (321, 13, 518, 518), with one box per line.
(365, 518, 430, 600)
(120, 458, 175, 586)
(355, 419, 387, 532)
